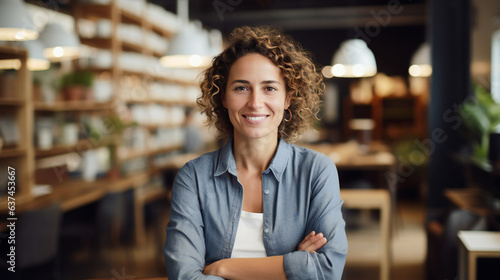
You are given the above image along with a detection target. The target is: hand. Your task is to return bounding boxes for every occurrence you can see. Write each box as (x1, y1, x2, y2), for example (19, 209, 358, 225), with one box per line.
(297, 231, 327, 253)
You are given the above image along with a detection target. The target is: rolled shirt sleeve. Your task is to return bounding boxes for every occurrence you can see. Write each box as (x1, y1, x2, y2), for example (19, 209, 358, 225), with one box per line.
(164, 162, 224, 280)
(283, 154, 348, 280)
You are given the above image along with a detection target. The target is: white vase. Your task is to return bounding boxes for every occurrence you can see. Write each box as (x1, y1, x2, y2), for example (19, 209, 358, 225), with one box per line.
(81, 150, 98, 182)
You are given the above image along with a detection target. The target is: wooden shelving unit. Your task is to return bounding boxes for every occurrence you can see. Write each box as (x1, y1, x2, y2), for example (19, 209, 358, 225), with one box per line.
(343, 93, 427, 141)
(72, 1, 198, 244)
(0, 46, 33, 202)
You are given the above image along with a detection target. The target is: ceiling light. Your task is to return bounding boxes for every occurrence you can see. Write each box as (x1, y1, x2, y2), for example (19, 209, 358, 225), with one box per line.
(160, 0, 212, 68)
(0, 0, 38, 41)
(322, 65, 334, 78)
(21, 39, 50, 71)
(331, 39, 377, 78)
(39, 23, 80, 61)
(408, 43, 432, 77)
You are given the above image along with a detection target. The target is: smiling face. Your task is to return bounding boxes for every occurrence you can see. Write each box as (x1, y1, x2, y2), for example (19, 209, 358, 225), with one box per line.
(223, 53, 290, 143)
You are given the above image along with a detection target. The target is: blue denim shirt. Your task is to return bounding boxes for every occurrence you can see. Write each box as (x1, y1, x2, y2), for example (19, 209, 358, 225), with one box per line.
(164, 138, 347, 280)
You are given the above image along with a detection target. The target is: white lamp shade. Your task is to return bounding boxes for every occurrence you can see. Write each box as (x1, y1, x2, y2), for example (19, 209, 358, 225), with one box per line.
(331, 39, 377, 78)
(409, 43, 432, 77)
(39, 23, 80, 61)
(21, 39, 50, 71)
(209, 29, 223, 56)
(160, 23, 212, 68)
(0, 0, 38, 41)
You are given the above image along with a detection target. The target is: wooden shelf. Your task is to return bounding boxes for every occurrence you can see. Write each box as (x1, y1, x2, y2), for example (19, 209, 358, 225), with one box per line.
(154, 145, 183, 155)
(34, 101, 112, 111)
(0, 45, 27, 59)
(142, 123, 183, 130)
(137, 184, 168, 204)
(151, 152, 199, 175)
(122, 98, 195, 107)
(81, 37, 145, 53)
(35, 138, 114, 158)
(77, 3, 112, 21)
(121, 40, 144, 53)
(0, 172, 150, 213)
(151, 24, 175, 39)
(80, 37, 112, 49)
(118, 148, 149, 162)
(120, 8, 143, 26)
(76, 3, 173, 39)
(0, 147, 26, 158)
(119, 145, 183, 162)
(0, 99, 25, 106)
(108, 171, 149, 192)
(121, 69, 199, 86)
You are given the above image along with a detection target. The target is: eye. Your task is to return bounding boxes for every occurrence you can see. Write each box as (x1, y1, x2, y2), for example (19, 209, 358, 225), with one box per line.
(234, 85, 248, 91)
(265, 86, 277, 92)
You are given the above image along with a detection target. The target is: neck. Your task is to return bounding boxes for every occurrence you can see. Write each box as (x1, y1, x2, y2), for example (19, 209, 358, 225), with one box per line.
(232, 135, 279, 173)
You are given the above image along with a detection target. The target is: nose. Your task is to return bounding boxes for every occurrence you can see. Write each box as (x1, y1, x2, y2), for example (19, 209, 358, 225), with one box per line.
(247, 91, 263, 109)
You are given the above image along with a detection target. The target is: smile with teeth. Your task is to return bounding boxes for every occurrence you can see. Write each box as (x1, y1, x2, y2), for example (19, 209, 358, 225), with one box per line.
(244, 115, 268, 121)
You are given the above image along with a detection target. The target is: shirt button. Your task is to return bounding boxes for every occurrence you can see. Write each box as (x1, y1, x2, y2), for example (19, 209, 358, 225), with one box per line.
(264, 228, 270, 234)
(264, 189, 270, 195)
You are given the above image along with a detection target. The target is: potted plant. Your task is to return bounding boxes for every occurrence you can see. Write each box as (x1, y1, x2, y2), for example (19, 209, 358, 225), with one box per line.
(459, 84, 500, 171)
(85, 112, 135, 179)
(59, 70, 95, 101)
(459, 84, 500, 200)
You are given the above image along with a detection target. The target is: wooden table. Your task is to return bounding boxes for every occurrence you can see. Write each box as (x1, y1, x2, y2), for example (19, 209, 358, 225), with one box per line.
(458, 231, 500, 280)
(0, 172, 149, 214)
(445, 188, 500, 217)
(0, 172, 150, 244)
(301, 141, 395, 170)
(303, 141, 396, 280)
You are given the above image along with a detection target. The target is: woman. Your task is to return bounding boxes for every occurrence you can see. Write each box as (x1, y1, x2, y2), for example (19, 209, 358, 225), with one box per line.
(164, 26, 347, 280)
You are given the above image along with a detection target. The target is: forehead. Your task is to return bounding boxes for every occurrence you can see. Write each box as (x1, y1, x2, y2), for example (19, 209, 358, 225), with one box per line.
(228, 53, 283, 81)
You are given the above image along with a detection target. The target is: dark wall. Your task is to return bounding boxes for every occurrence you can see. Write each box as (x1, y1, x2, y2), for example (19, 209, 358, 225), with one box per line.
(427, 0, 471, 211)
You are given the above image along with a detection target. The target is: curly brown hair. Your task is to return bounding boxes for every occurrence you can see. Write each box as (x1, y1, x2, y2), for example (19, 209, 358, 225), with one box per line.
(197, 26, 325, 143)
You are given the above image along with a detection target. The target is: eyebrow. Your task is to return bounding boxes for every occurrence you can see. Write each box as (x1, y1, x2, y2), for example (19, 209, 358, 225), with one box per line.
(230, 80, 281, 85)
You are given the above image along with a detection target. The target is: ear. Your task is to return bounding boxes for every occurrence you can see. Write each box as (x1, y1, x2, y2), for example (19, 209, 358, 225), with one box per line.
(285, 92, 291, 108)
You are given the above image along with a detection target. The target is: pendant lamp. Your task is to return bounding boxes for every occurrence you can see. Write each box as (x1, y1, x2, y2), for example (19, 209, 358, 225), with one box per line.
(160, 0, 212, 68)
(39, 23, 80, 61)
(408, 43, 432, 77)
(0, 0, 38, 41)
(160, 22, 212, 68)
(22, 39, 50, 71)
(330, 39, 377, 78)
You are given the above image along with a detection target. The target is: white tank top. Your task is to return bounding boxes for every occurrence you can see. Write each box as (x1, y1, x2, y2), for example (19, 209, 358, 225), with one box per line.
(230, 211, 267, 258)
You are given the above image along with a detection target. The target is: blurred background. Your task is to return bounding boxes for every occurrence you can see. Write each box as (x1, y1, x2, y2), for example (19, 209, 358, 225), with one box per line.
(0, 0, 499, 279)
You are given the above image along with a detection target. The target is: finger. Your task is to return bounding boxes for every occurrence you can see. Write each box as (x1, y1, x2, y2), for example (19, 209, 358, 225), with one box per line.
(298, 231, 316, 247)
(309, 237, 327, 252)
(300, 232, 321, 249)
(300, 232, 324, 252)
(305, 235, 327, 252)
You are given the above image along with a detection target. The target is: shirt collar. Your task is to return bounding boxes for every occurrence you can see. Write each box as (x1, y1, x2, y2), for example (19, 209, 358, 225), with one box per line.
(215, 139, 236, 176)
(214, 138, 290, 181)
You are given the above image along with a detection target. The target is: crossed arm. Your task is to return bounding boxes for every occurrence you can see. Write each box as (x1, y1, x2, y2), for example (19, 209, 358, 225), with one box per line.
(203, 231, 328, 280)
